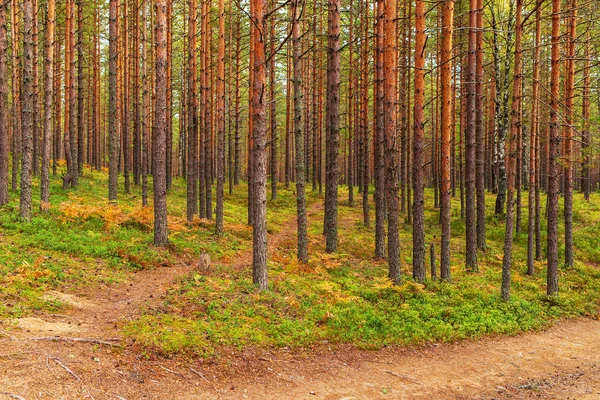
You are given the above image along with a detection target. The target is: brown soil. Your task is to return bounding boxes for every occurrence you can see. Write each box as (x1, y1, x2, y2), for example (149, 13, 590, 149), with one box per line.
(1, 206, 599, 399)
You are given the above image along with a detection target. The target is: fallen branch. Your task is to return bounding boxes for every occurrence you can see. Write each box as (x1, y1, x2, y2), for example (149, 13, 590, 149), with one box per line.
(384, 370, 420, 383)
(0, 393, 26, 400)
(159, 365, 185, 378)
(189, 367, 209, 382)
(48, 356, 80, 381)
(30, 336, 122, 348)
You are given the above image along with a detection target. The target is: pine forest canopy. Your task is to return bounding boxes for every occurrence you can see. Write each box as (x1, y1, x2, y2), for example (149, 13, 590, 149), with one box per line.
(1, 0, 600, 301)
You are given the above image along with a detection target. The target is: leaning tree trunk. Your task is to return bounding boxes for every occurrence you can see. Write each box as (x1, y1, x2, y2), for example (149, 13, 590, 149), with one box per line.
(40, 0, 55, 210)
(153, 0, 169, 247)
(324, 0, 341, 253)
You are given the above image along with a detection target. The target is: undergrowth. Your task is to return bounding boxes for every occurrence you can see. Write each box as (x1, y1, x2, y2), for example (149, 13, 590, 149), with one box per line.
(1, 166, 599, 357)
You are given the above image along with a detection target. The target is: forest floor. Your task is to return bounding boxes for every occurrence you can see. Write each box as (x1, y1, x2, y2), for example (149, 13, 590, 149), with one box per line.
(1, 171, 600, 398)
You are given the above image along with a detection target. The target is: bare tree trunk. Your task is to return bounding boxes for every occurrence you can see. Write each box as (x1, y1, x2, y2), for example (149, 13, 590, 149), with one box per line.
(10, 0, 20, 192)
(464, 0, 478, 272)
(77, 0, 84, 176)
(166, 0, 173, 190)
(269, 0, 277, 201)
(292, 0, 308, 263)
(216, 0, 226, 236)
(141, 0, 149, 206)
(440, 0, 454, 281)
(65, 0, 78, 188)
(32, 0, 39, 176)
(475, 0, 486, 250)
(234, 17, 241, 186)
(563, 0, 577, 268)
(347, 0, 354, 205)
(40, 0, 55, 210)
(186, 0, 198, 221)
(133, 0, 141, 184)
(527, 0, 542, 275)
(0, 1, 8, 206)
(108, 0, 119, 201)
(324, 0, 341, 253)
(251, 0, 268, 290)
(501, 0, 522, 302)
(412, 0, 426, 282)
(385, 0, 400, 284)
(20, 0, 35, 221)
(154, 0, 169, 247)
(547, 0, 561, 295)
(52, 36, 61, 176)
(373, 0, 385, 259)
(582, 31, 590, 201)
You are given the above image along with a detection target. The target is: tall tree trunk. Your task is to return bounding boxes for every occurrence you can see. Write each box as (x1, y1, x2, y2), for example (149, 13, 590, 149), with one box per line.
(154, 0, 169, 247)
(292, 0, 308, 263)
(166, 0, 173, 190)
(40, 0, 55, 210)
(10, 0, 20, 192)
(385, 0, 400, 284)
(527, 0, 542, 275)
(133, 0, 141, 184)
(324, 0, 341, 253)
(0, 1, 8, 206)
(412, 0, 426, 282)
(269, 0, 277, 201)
(501, 0, 522, 302)
(233, 17, 241, 186)
(475, 0, 486, 250)
(108, 0, 119, 201)
(251, 0, 268, 290)
(373, 0, 385, 259)
(52, 36, 61, 176)
(347, 0, 354, 205)
(32, 0, 38, 176)
(563, 0, 577, 268)
(141, 0, 149, 206)
(186, 0, 198, 221)
(547, 0, 561, 295)
(20, 0, 35, 221)
(440, 0, 454, 281)
(582, 31, 590, 201)
(464, 0, 478, 272)
(77, 0, 84, 175)
(66, 0, 78, 187)
(361, 0, 370, 228)
(216, 0, 226, 236)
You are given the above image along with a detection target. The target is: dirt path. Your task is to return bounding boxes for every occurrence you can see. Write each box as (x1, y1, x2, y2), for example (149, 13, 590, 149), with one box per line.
(1, 203, 599, 399)
(1, 318, 599, 399)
